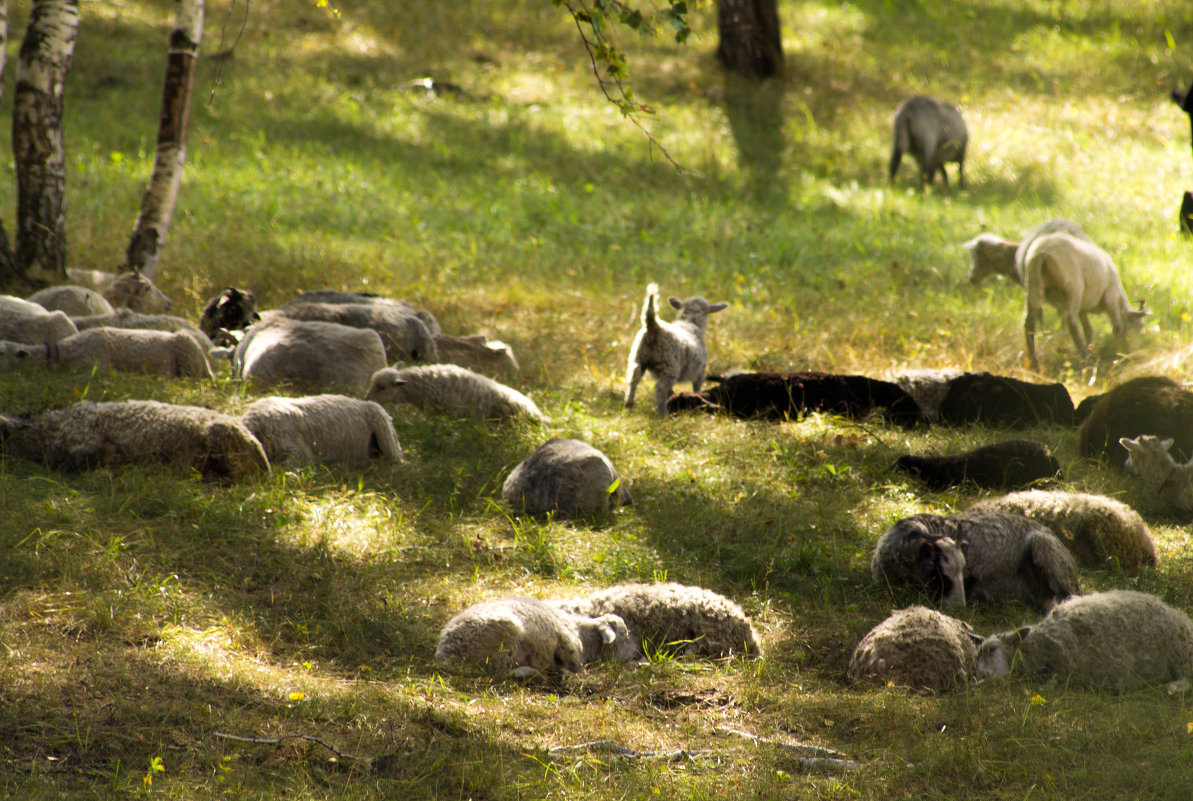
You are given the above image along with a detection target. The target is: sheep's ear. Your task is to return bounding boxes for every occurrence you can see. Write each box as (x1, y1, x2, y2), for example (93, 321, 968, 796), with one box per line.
(1013, 626, 1032, 642)
(668, 296, 683, 310)
(961, 238, 978, 251)
(708, 301, 729, 313)
(1118, 436, 1141, 452)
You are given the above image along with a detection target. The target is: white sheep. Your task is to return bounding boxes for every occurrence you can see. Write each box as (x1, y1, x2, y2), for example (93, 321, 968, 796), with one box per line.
(1119, 434, 1193, 515)
(65, 268, 172, 313)
(969, 490, 1158, 573)
(0, 328, 214, 379)
(433, 333, 521, 380)
(287, 290, 441, 335)
(241, 394, 403, 466)
(365, 363, 548, 424)
(27, 285, 115, 317)
(962, 218, 1088, 287)
(435, 597, 638, 676)
(0, 295, 78, 343)
(1023, 232, 1148, 370)
(271, 298, 438, 362)
(552, 582, 762, 659)
(502, 438, 630, 519)
(848, 606, 983, 693)
(976, 590, 1193, 692)
(0, 399, 270, 480)
(224, 318, 388, 393)
(624, 282, 728, 416)
(72, 309, 215, 354)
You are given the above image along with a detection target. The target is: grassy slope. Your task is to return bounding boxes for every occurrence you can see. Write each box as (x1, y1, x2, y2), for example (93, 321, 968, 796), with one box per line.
(3, 0, 1193, 797)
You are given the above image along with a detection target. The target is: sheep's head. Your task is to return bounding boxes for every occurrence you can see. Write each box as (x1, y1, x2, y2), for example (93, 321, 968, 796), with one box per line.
(365, 368, 409, 404)
(580, 613, 640, 664)
(975, 629, 1028, 679)
(925, 535, 967, 609)
(201, 287, 260, 336)
(669, 295, 729, 327)
(961, 233, 1018, 286)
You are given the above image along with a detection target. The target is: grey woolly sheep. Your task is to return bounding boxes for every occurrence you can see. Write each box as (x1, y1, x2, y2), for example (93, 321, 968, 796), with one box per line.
(72, 309, 215, 354)
(891, 368, 964, 423)
(65, 268, 172, 313)
(366, 363, 548, 424)
(27, 285, 116, 317)
(226, 318, 388, 393)
(894, 439, 1061, 490)
(0, 400, 269, 480)
(0, 328, 214, 379)
(552, 582, 762, 659)
(435, 597, 638, 675)
(969, 490, 1157, 572)
(502, 438, 631, 519)
(976, 590, 1193, 692)
(433, 333, 521, 379)
(200, 287, 260, 337)
(0, 295, 79, 344)
(1077, 376, 1193, 463)
(1119, 435, 1193, 515)
(888, 96, 967, 190)
(848, 606, 983, 693)
(873, 511, 1080, 611)
(269, 301, 438, 363)
(625, 282, 728, 416)
(241, 394, 403, 466)
(287, 290, 442, 335)
(962, 218, 1089, 287)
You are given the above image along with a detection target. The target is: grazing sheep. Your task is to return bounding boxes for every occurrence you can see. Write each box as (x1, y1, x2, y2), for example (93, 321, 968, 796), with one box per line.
(72, 309, 215, 354)
(0, 400, 269, 480)
(270, 301, 438, 363)
(894, 439, 1061, 490)
(502, 438, 631, 518)
(937, 372, 1075, 428)
(553, 582, 762, 658)
(200, 287, 260, 337)
(366, 363, 548, 424)
(624, 282, 728, 416)
(969, 490, 1157, 572)
(1023, 232, 1148, 370)
(287, 290, 441, 336)
(888, 95, 967, 190)
(848, 606, 982, 693)
(962, 218, 1089, 287)
(666, 370, 926, 428)
(0, 296, 78, 344)
(435, 597, 637, 675)
(1119, 435, 1193, 515)
(873, 511, 1080, 610)
(433, 333, 521, 379)
(241, 395, 403, 466)
(891, 368, 964, 423)
(27, 285, 115, 317)
(225, 318, 388, 393)
(65, 268, 172, 313)
(976, 590, 1193, 692)
(1077, 376, 1193, 463)
(0, 328, 214, 379)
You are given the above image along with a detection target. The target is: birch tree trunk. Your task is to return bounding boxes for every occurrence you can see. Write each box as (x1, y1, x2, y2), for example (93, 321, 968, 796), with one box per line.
(11, 0, 77, 287)
(0, 0, 16, 285)
(125, 0, 203, 279)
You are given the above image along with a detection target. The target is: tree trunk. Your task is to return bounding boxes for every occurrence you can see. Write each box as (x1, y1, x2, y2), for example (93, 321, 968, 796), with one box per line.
(11, 0, 78, 287)
(715, 0, 783, 80)
(125, 0, 203, 279)
(0, 0, 16, 286)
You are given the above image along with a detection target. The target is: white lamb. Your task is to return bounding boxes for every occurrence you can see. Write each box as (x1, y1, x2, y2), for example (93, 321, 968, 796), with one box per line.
(0, 328, 214, 379)
(268, 300, 438, 363)
(1022, 232, 1148, 370)
(241, 394, 403, 466)
(848, 606, 983, 693)
(223, 318, 388, 393)
(1119, 434, 1193, 515)
(0, 295, 78, 343)
(27, 285, 116, 317)
(365, 363, 548, 424)
(502, 438, 631, 519)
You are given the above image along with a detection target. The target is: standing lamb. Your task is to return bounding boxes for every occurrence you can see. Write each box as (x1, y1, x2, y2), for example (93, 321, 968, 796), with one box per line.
(366, 363, 548, 424)
(962, 218, 1089, 287)
(1022, 232, 1148, 370)
(1119, 435, 1193, 515)
(502, 438, 631, 518)
(848, 606, 983, 693)
(976, 590, 1193, 692)
(0, 328, 214, 379)
(894, 439, 1061, 490)
(624, 282, 728, 416)
(223, 318, 388, 393)
(888, 96, 968, 190)
(241, 395, 403, 466)
(1077, 376, 1193, 463)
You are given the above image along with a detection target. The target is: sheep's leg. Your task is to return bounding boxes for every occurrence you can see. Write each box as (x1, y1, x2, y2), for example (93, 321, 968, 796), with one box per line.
(938, 165, 949, 189)
(1079, 313, 1095, 351)
(1063, 309, 1089, 361)
(1024, 308, 1042, 371)
(654, 375, 677, 416)
(624, 364, 645, 409)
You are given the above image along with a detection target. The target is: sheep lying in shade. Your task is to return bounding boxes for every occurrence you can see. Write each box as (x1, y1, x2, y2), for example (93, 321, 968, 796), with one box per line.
(72, 310, 215, 353)
(872, 511, 1080, 610)
(0, 400, 270, 480)
(937, 372, 1075, 428)
(969, 490, 1157, 572)
(199, 287, 260, 337)
(270, 300, 438, 363)
(894, 439, 1061, 490)
(552, 582, 762, 659)
(27, 285, 115, 317)
(666, 370, 926, 428)
(848, 606, 982, 693)
(433, 333, 521, 380)
(502, 438, 631, 518)
(1120, 435, 1193, 515)
(0, 296, 78, 344)
(891, 368, 963, 423)
(962, 218, 1089, 287)
(65, 268, 172, 313)
(288, 290, 441, 335)
(435, 597, 638, 676)
(0, 328, 214, 379)
(1077, 376, 1193, 463)
(976, 590, 1193, 692)
(366, 363, 548, 424)
(222, 318, 388, 393)
(241, 395, 403, 466)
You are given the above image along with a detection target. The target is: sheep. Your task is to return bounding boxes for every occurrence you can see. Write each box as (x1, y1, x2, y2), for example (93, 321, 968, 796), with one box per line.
(0, 399, 270, 480)
(891, 368, 963, 423)
(241, 395, 403, 466)
(0, 328, 214, 379)
(1119, 435, 1193, 515)
(888, 95, 968, 190)
(502, 438, 631, 518)
(65, 267, 172, 313)
(199, 287, 260, 337)
(872, 511, 1080, 610)
(552, 582, 761, 659)
(936, 372, 1075, 428)
(72, 309, 215, 354)
(366, 363, 548, 424)
(433, 333, 521, 380)
(962, 218, 1089, 287)
(1022, 232, 1148, 370)
(435, 597, 638, 676)
(287, 290, 441, 335)
(975, 590, 1193, 692)
(894, 439, 1061, 490)
(624, 282, 728, 416)
(666, 370, 926, 428)
(969, 490, 1158, 573)
(224, 318, 388, 393)
(847, 606, 983, 693)
(0, 296, 78, 344)
(269, 301, 438, 363)
(1077, 376, 1193, 463)
(27, 285, 115, 317)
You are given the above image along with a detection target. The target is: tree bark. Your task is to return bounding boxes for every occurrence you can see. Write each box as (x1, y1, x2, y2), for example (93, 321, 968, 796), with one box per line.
(715, 0, 783, 80)
(0, 0, 17, 286)
(125, 0, 203, 279)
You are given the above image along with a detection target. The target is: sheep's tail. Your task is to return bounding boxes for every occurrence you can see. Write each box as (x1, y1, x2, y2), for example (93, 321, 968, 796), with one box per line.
(888, 115, 909, 181)
(641, 282, 660, 334)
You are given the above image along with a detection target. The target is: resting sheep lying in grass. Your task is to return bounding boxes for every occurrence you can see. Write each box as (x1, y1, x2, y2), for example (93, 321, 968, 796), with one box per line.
(241, 395, 403, 466)
(0, 400, 270, 480)
(72, 310, 215, 353)
(0, 296, 78, 344)
(1120, 435, 1193, 515)
(433, 333, 521, 380)
(0, 328, 214, 379)
(891, 368, 963, 423)
(937, 372, 1075, 428)
(27, 285, 115, 317)
(366, 363, 548, 424)
(502, 438, 631, 518)
(848, 606, 982, 693)
(288, 290, 441, 335)
(1076, 376, 1193, 463)
(270, 300, 438, 363)
(65, 268, 172, 313)
(962, 218, 1089, 286)
(222, 318, 388, 393)
(894, 439, 1061, 490)
(976, 590, 1193, 692)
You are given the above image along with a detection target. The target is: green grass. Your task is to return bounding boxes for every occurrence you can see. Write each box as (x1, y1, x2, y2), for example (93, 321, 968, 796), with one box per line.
(3, 0, 1193, 797)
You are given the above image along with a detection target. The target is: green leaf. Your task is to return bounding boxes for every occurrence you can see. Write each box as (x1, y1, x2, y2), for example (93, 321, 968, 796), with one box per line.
(606, 476, 621, 495)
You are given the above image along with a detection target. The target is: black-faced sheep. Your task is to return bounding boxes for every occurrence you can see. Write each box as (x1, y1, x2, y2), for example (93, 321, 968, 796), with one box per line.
(502, 438, 631, 519)
(872, 511, 1080, 611)
(27, 285, 116, 317)
(976, 590, 1193, 692)
(0, 295, 78, 344)
(962, 218, 1089, 287)
(888, 95, 967, 190)
(0, 328, 214, 379)
(366, 363, 548, 424)
(1120, 435, 1193, 515)
(200, 287, 260, 337)
(848, 606, 982, 693)
(241, 395, 403, 466)
(624, 282, 728, 416)
(224, 318, 388, 393)
(936, 372, 1074, 428)
(1076, 376, 1193, 463)
(270, 300, 438, 364)
(666, 370, 926, 428)
(0, 400, 270, 480)
(65, 268, 172, 313)
(894, 439, 1061, 490)
(433, 333, 521, 380)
